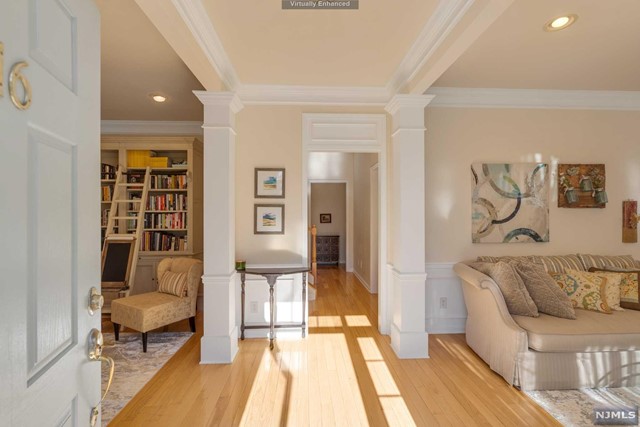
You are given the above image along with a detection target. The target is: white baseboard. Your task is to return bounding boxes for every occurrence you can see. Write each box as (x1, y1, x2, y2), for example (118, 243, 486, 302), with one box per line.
(426, 317, 466, 334)
(353, 269, 372, 293)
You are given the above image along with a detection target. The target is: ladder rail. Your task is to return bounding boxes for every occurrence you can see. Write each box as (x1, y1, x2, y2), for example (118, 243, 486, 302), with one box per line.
(103, 168, 124, 247)
(125, 166, 151, 296)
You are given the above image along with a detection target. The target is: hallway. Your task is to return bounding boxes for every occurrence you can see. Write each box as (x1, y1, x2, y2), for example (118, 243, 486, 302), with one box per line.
(108, 267, 558, 426)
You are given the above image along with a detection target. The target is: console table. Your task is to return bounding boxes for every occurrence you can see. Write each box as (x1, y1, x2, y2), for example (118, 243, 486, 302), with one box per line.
(239, 266, 309, 350)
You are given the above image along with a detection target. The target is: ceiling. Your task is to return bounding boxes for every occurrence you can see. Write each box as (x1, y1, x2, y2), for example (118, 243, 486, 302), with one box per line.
(202, 0, 439, 87)
(98, 0, 204, 121)
(434, 0, 640, 91)
(98, 0, 640, 122)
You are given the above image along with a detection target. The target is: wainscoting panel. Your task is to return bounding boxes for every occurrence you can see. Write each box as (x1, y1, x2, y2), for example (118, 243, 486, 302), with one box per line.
(425, 262, 467, 334)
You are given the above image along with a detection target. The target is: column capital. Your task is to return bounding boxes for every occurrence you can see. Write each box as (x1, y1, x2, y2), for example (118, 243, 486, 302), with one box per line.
(384, 94, 435, 116)
(193, 91, 244, 113)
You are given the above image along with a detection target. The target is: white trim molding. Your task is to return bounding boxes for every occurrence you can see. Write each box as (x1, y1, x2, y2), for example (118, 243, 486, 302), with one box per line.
(238, 85, 391, 106)
(100, 120, 204, 135)
(427, 87, 640, 111)
(172, 0, 239, 90)
(387, 0, 474, 94)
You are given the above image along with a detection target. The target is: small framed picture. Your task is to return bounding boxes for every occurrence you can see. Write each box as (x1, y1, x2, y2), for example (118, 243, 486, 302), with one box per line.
(254, 204, 285, 234)
(255, 168, 285, 198)
(320, 213, 332, 224)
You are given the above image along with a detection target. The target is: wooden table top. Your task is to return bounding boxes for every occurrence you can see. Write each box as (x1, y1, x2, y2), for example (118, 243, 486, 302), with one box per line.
(239, 266, 309, 275)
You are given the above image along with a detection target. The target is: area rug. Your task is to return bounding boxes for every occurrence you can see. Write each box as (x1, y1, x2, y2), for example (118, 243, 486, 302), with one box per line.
(526, 387, 640, 426)
(100, 332, 193, 426)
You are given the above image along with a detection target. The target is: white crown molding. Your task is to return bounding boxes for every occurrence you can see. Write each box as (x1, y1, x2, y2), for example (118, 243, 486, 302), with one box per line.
(385, 94, 436, 115)
(387, 0, 474, 94)
(101, 120, 204, 135)
(170, 0, 474, 105)
(238, 84, 391, 106)
(171, 0, 239, 91)
(427, 87, 640, 110)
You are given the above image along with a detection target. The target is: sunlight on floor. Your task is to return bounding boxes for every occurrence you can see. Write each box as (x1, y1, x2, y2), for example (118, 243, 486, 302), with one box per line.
(308, 315, 343, 327)
(344, 315, 372, 327)
(357, 337, 416, 427)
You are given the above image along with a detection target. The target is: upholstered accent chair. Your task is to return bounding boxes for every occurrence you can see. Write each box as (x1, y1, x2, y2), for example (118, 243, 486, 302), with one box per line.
(111, 257, 203, 352)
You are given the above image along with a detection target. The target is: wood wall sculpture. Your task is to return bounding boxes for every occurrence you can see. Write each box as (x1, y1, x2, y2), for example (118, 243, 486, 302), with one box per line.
(623, 200, 638, 243)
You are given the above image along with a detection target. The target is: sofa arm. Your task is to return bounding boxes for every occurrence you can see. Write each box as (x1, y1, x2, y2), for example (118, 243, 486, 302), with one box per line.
(454, 262, 529, 386)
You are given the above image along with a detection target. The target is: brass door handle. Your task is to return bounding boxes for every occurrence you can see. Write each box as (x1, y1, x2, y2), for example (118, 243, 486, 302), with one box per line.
(88, 287, 104, 315)
(88, 328, 115, 427)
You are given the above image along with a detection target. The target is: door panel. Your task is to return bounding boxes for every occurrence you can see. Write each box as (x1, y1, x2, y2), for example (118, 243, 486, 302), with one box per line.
(27, 126, 76, 382)
(0, 0, 101, 425)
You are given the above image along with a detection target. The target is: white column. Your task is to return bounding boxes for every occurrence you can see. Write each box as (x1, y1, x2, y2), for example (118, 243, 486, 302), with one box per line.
(384, 94, 434, 359)
(194, 91, 243, 364)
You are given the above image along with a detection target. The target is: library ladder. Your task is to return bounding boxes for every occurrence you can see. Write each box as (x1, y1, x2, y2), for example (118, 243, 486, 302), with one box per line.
(103, 166, 151, 296)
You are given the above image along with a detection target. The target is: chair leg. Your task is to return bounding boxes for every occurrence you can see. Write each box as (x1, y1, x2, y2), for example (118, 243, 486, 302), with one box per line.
(142, 332, 148, 352)
(189, 316, 196, 333)
(113, 323, 120, 341)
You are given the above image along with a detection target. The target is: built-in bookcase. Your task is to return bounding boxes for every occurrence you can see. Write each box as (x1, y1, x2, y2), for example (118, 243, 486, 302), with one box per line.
(101, 136, 203, 297)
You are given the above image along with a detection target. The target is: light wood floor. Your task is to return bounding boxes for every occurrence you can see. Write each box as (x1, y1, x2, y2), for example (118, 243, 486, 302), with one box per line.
(105, 267, 559, 426)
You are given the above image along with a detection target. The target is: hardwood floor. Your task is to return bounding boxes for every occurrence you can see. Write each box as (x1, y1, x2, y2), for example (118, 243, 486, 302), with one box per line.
(106, 267, 559, 426)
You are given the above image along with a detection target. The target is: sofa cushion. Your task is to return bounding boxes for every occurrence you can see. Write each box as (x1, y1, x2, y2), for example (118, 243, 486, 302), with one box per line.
(510, 261, 576, 319)
(578, 254, 638, 270)
(549, 270, 612, 314)
(513, 309, 640, 352)
(529, 255, 585, 273)
(469, 261, 539, 317)
(477, 255, 537, 264)
(590, 267, 640, 311)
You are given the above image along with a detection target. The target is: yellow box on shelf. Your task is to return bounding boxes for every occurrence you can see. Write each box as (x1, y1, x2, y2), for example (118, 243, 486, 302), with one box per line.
(127, 150, 156, 167)
(149, 157, 169, 167)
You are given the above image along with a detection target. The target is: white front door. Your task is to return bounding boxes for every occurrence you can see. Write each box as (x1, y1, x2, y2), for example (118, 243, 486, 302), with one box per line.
(0, 0, 101, 426)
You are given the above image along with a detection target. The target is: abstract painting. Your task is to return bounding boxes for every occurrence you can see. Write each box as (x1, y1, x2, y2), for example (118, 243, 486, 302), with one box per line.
(471, 163, 549, 243)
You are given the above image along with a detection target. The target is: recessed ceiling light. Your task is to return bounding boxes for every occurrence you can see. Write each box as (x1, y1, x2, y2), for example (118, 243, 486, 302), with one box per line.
(544, 14, 577, 32)
(150, 94, 167, 103)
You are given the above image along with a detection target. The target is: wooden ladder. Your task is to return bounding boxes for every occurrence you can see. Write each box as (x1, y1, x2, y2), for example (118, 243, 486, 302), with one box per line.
(102, 166, 151, 295)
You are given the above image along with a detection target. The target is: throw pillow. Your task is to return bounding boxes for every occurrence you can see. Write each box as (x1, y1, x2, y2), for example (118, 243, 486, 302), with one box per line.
(469, 261, 539, 317)
(510, 261, 576, 319)
(589, 267, 640, 311)
(585, 268, 625, 311)
(549, 269, 611, 314)
(158, 270, 188, 297)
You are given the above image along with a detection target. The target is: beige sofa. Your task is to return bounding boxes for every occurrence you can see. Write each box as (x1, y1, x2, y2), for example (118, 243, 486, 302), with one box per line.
(454, 257, 640, 390)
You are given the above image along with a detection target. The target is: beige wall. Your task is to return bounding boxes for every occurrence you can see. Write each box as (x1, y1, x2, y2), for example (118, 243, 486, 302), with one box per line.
(310, 183, 347, 263)
(353, 153, 379, 289)
(425, 107, 640, 263)
(235, 105, 384, 265)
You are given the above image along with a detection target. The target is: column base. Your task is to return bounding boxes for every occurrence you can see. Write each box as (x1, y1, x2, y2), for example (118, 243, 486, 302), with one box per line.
(390, 321, 429, 359)
(200, 326, 238, 364)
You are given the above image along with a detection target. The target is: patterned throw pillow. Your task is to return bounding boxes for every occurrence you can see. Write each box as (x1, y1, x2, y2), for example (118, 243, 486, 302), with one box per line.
(549, 269, 611, 314)
(158, 270, 188, 297)
(584, 269, 624, 311)
(469, 261, 539, 317)
(589, 267, 640, 311)
(510, 261, 576, 319)
(577, 254, 638, 270)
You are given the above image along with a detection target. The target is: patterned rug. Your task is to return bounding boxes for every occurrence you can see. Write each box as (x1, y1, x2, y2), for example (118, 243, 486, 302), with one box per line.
(526, 388, 640, 426)
(100, 332, 193, 426)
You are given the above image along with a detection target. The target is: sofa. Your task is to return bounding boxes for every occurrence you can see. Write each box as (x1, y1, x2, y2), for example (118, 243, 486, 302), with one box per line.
(454, 254, 640, 390)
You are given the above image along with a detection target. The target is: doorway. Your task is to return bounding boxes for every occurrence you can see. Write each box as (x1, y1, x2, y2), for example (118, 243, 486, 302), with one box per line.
(310, 183, 347, 267)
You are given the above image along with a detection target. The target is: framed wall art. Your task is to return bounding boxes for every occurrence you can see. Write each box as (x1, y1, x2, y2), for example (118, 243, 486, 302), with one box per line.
(320, 213, 332, 223)
(254, 204, 285, 234)
(255, 168, 285, 198)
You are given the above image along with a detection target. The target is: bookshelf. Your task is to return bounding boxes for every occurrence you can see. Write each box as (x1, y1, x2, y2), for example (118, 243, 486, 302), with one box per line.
(101, 136, 203, 300)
